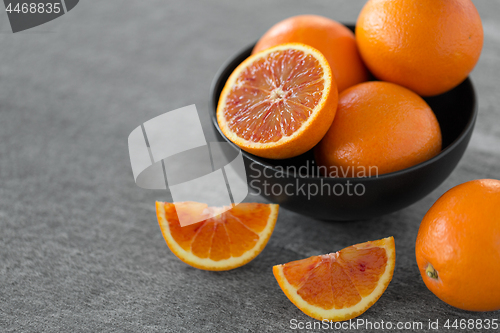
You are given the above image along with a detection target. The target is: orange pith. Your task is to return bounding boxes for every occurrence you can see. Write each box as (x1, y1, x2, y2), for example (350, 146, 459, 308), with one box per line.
(273, 237, 395, 321)
(217, 43, 337, 159)
(156, 202, 279, 271)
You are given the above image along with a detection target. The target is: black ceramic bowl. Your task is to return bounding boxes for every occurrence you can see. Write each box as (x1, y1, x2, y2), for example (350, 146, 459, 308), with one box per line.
(209, 27, 477, 221)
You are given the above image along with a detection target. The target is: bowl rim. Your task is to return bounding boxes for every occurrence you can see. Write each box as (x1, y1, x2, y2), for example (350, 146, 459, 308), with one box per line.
(209, 42, 478, 182)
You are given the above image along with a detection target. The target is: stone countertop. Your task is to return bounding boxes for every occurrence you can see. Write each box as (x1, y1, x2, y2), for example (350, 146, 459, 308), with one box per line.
(1, 1, 499, 332)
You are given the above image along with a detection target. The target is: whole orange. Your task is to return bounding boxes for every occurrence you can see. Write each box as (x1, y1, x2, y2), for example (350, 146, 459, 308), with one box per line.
(315, 81, 441, 177)
(356, 0, 483, 96)
(253, 15, 369, 92)
(416, 179, 500, 311)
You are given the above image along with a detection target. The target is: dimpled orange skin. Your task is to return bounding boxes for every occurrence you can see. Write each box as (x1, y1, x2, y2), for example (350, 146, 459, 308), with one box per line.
(253, 15, 369, 92)
(416, 180, 500, 312)
(315, 81, 442, 177)
(356, 0, 483, 96)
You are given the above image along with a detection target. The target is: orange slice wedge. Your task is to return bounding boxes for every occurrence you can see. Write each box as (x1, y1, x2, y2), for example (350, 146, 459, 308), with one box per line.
(217, 43, 338, 159)
(156, 202, 279, 271)
(273, 237, 395, 321)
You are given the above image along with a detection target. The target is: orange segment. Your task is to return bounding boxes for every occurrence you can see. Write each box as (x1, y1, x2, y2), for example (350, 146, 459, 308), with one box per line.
(338, 246, 387, 297)
(330, 261, 362, 309)
(210, 224, 231, 261)
(273, 237, 395, 321)
(225, 216, 259, 257)
(297, 260, 335, 309)
(190, 221, 215, 259)
(217, 43, 338, 159)
(283, 256, 322, 287)
(228, 203, 270, 233)
(156, 202, 279, 271)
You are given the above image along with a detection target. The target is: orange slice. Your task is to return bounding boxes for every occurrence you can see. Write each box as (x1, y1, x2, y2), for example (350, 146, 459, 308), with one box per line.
(273, 237, 395, 321)
(217, 43, 338, 159)
(156, 202, 279, 271)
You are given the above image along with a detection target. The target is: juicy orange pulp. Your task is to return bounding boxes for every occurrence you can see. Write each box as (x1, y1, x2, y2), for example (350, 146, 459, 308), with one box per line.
(223, 49, 326, 143)
(217, 43, 337, 159)
(273, 237, 395, 321)
(252, 15, 369, 92)
(157, 202, 279, 271)
(285, 246, 388, 309)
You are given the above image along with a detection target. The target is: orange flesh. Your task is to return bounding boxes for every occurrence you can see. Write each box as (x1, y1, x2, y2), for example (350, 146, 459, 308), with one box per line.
(283, 246, 387, 309)
(222, 49, 325, 143)
(163, 203, 271, 261)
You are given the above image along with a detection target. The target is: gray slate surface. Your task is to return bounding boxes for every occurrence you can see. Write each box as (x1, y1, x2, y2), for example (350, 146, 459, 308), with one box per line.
(1, 1, 499, 332)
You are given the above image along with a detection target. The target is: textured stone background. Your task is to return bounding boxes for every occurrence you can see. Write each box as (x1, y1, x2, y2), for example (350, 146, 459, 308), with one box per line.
(1, 1, 499, 332)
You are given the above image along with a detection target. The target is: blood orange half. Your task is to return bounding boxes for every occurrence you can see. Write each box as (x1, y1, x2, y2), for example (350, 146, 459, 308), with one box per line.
(217, 43, 338, 159)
